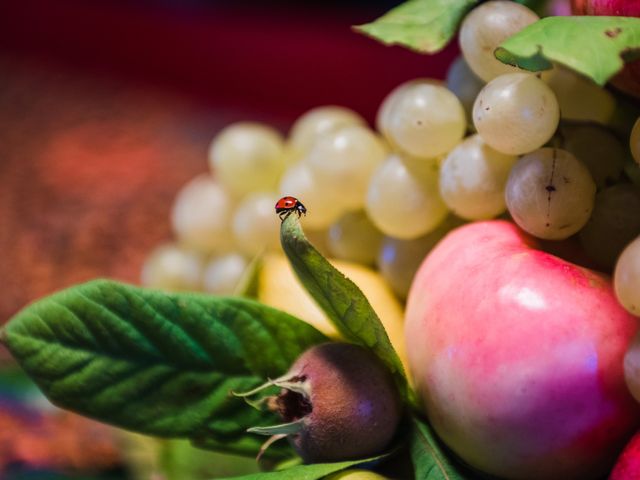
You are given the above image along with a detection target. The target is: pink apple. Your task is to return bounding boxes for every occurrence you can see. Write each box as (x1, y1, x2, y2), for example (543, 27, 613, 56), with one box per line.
(571, 0, 640, 16)
(405, 220, 640, 480)
(610, 431, 640, 480)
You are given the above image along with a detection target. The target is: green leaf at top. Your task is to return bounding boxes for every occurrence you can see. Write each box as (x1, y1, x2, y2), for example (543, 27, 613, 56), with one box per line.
(1, 280, 328, 458)
(218, 451, 392, 480)
(354, 0, 478, 54)
(410, 417, 472, 479)
(279, 214, 410, 401)
(495, 16, 640, 86)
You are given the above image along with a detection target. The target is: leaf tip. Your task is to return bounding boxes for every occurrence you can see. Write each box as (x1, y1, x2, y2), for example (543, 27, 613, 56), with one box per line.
(351, 23, 367, 33)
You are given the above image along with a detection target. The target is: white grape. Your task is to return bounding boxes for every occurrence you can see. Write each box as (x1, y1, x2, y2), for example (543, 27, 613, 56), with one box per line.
(305, 125, 387, 210)
(232, 192, 281, 256)
(366, 153, 449, 239)
(579, 184, 640, 270)
(505, 148, 596, 240)
(171, 174, 234, 253)
(377, 216, 464, 299)
(208, 122, 285, 196)
(202, 253, 248, 295)
(383, 81, 466, 159)
(289, 106, 365, 155)
(630, 118, 640, 165)
(141, 244, 203, 292)
(614, 235, 640, 315)
(548, 66, 616, 124)
(446, 56, 485, 128)
(376, 78, 442, 138)
(279, 163, 346, 230)
(327, 211, 383, 265)
(459, 1, 539, 82)
(439, 134, 517, 220)
(473, 73, 560, 155)
(562, 124, 625, 189)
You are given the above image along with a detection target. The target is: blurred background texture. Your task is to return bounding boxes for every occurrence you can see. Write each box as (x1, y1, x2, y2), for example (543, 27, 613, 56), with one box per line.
(0, 1, 455, 478)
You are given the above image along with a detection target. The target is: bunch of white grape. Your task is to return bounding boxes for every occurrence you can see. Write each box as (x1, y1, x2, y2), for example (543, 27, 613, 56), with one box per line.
(140, 0, 640, 312)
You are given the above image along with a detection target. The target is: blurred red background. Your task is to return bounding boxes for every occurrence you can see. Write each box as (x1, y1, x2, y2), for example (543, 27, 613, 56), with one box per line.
(0, 1, 456, 476)
(0, 0, 456, 324)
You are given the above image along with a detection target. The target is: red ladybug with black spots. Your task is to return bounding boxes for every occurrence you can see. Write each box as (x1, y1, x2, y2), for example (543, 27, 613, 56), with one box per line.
(275, 196, 307, 220)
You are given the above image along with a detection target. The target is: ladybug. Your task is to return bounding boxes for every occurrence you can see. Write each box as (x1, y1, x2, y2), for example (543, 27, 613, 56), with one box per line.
(275, 196, 307, 220)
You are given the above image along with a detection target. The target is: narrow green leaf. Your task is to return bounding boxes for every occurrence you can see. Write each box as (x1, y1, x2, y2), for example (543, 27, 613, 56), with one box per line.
(495, 16, 640, 86)
(218, 451, 392, 480)
(410, 417, 472, 479)
(354, 0, 477, 54)
(2, 279, 328, 458)
(279, 214, 410, 400)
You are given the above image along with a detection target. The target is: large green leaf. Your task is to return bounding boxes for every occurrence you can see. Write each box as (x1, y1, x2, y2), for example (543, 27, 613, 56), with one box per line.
(495, 16, 640, 86)
(279, 214, 409, 400)
(410, 417, 472, 479)
(1, 280, 328, 458)
(354, 0, 477, 54)
(218, 451, 392, 480)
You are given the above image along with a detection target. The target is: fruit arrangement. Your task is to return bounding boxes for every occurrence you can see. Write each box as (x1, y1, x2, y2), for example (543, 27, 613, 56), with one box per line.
(4, 1, 640, 479)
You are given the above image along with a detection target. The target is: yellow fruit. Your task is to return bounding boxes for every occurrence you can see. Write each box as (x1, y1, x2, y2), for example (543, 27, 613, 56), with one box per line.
(325, 470, 389, 480)
(258, 254, 408, 374)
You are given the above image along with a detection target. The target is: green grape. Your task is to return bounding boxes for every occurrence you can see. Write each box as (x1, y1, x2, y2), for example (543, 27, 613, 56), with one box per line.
(305, 125, 387, 210)
(383, 80, 466, 159)
(208, 122, 285, 196)
(327, 210, 383, 265)
(459, 1, 539, 82)
(377, 216, 464, 299)
(579, 184, 640, 270)
(141, 243, 203, 292)
(202, 253, 248, 295)
(548, 66, 616, 124)
(614, 235, 640, 315)
(366, 153, 449, 239)
(505, 148, 596, 240)
(446, 56, 485, 128)
(630, 117, 640, 165)
(473, 73, 560, 155)
(561, 124, 625, 189)
(289, 106, 365, 155)
(171, 174, 234, 254)
(232, 192, 281, 256)
(279, 162, 346, 230)
(439, 134, 517, 220)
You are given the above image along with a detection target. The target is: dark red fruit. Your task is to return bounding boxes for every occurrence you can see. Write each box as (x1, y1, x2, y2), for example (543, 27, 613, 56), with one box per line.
(571, 0, 640, 16)
(248, 342, 402, 463)
(610, 431, 640, 480)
